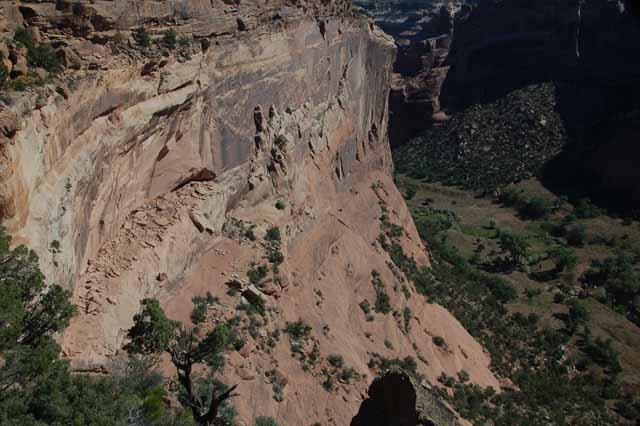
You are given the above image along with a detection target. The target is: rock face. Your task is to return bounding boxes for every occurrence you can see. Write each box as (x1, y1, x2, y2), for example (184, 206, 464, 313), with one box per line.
(0, 1, 499, 424)
(355, 0, 463, 145)
(440, 0, 640, 205)
(351, 368, 462, 426)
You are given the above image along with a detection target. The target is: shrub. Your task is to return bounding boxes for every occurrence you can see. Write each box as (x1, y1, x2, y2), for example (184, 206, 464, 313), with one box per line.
(327, 354, 344, 368)
(496, 229, 530, 269)
(13, 27, 34, 49)
(265, 226, 281, 242)
(584, 337, 621, 374)
(267, 249, 284, 266)
(134, 26, 151, 47)
(374, 290, 392, 314)
(274, 135, 287, 149)
(484, 275, 517, 303)
(162, 28, 177, 49)
(548, 246, 579, 272)
(112, 31, 126, 45)
(0, 62, 7, 89)
(433, 336, 446, 347)
(28, 44, 61, 72)
(565, 224, 587, 247)
(497, 187, 523, 207)
(240, 294, 266, 316)
(256, 416, 279, 426)
(275, 200, 285, 210)
(322, 376, 334, 392)
(384, 340, 393, 349)
(284, 320, 312, 340)
(245, 227, 256, 241)
(247, 264, 268, 285)
(573, 198, 604, 219)
(339, 367, 358, 383)
(13, 27, 61, 73)
(404, 185, 417, 200)
(567, 300, 589, 331)
(517, 196, 553, 220)
(190, 292, 217, 324)
(403, 307, 412, 332)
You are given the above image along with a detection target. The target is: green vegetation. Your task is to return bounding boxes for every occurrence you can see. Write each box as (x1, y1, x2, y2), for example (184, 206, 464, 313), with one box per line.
(548, 246, 579, 273)
(191, 292, 218, 324)
(391, 174, 640, 425)
(0, 226, 198, 425)
(134, 26, 151, 47)
(273, 135, 287, 149)
(322, 375, 334, 392)
(432, 336, 445, 347)
(247, 263, 269, 285)
(14, 27, 62, 73)
(163, 28, 177, 49)
(275, 200, 285, 210)
(284, 320, 312, 341)
(403, 307, 412, 333)
(582, 253, 640, 324)
(394, 83, 567, 190)
(126, 299, 238, 426)
(255, 416, 279, 426)
(368, 355, 420, 380)
(327, 354, 344, 368)
(371, 271, 392, 314)
(265, 226, 281, 242)
(0, 62, 7, 89)
(238, 294, 266, 317)
(496, 229, 530, 270)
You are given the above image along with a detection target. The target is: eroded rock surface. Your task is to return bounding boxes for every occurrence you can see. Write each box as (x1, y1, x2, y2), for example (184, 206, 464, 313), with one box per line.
(0, 1, 499, 424)
(355, 0, 462, 145)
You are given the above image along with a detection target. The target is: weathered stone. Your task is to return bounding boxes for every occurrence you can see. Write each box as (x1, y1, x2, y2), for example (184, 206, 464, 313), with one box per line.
(56, 47, 82, 70)
(351, 368, 461, 426)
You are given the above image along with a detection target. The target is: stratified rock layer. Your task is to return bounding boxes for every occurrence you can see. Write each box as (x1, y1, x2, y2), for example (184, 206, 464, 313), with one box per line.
(0, 1, 499, 424)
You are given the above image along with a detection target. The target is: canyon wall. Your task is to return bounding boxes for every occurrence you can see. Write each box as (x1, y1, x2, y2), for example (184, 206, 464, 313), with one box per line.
(355, 0, 463, 145)
(441, 0, 640, 204)
(0, 1, 498, 424)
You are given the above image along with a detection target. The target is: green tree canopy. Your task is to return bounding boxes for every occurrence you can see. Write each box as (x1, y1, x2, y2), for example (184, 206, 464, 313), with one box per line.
(496, 229, 530, 270)
(126, 298, 237, 426)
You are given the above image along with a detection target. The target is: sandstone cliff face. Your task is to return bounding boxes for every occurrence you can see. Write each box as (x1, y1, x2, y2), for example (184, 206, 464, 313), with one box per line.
(0, 1, 499, 424)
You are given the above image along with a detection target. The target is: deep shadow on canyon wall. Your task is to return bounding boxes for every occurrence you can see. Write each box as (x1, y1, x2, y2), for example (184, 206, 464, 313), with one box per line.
(433, 0, 640, 210)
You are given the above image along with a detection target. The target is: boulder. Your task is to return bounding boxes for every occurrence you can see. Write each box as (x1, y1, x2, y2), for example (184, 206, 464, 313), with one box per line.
(56, 47, 82, 70)
(0, 108, 19, 138)
(351, 368, 462, 426)
(8, 46, 28, 78)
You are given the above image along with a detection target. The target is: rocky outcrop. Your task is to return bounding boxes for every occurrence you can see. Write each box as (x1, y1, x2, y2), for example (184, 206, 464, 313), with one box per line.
(0, 1, 500, 424)
(355, 0, 462, 145)
(351, 368, 462, 426)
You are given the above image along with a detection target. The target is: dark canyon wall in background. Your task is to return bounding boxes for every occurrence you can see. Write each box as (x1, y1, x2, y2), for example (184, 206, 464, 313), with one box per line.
(360, 0, 640, 208)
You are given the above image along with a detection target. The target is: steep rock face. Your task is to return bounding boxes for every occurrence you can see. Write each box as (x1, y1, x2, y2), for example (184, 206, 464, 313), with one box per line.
(407, 0, 640, 205)
(355, 0, 463, 145)
(0, 1, 499, 424)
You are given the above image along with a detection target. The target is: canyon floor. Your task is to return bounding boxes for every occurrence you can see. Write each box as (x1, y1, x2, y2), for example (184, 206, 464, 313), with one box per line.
(393, 170, 640, 424)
